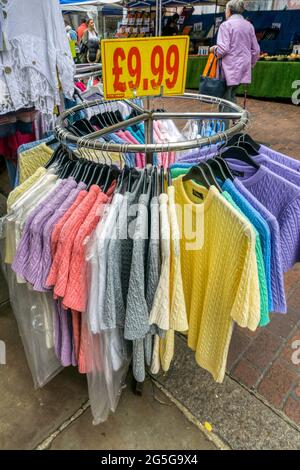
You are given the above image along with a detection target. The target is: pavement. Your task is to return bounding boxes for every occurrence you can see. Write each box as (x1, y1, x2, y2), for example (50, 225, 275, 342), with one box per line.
(0, 97, 300, 450)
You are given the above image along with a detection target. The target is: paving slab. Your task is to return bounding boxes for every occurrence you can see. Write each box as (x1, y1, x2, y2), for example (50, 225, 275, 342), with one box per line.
(153, 336, 300, 450)
(50, 379, 216, 451)
(0, 303, 88, 450)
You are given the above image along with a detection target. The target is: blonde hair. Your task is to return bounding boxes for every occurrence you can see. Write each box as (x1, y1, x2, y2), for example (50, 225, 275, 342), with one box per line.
(226, 0, 245, 15)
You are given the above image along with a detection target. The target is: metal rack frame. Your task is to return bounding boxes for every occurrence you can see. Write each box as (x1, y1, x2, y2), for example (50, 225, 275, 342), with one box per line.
(55, 92, 249, 163)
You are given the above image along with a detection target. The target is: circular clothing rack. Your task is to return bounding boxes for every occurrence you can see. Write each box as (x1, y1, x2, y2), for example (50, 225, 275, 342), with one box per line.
(55, 92, 249, 163)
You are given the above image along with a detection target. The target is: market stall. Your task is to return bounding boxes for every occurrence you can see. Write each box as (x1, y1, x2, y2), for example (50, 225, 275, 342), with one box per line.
(186, 55, 300, 100)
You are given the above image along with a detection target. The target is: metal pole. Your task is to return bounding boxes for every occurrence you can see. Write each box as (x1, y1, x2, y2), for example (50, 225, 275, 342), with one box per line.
(159, 0, 162, 36)
(144, 96, 154, 164)
(212, 0, 218, 39)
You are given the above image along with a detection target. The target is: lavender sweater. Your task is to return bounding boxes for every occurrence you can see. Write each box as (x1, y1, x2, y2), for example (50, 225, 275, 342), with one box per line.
(36, 182, 87, 292)
(230, 164, 300, 273)
(12, 178, 65, 278)
(260, 145, 300, 173)
(234, 179, 286, 314)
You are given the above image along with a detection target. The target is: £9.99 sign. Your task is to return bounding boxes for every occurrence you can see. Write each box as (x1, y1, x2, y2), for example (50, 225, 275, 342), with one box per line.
(101, 36, 189, 100)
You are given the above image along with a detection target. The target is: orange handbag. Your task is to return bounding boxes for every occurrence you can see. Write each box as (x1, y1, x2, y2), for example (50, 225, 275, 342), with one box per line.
(203, 53, 218, 78)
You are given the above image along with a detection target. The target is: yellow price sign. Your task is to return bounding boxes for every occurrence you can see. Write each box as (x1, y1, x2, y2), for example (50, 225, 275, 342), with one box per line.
(101, 36, 189, 100)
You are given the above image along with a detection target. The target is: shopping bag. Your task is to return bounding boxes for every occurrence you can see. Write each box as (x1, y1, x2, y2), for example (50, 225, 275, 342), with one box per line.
(199, 56, 226, 98)
(202, 53, 218, 78)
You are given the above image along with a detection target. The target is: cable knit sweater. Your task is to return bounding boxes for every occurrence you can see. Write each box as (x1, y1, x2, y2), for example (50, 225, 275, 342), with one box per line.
(173, 176, 260, 383)
(38, 182, 87, 292)
(62, 187, 113, 312)
(46, 190, 87, 287)
(234, 178, 286, 314)
(223, 179, 272, 313)
(105, 175, 144, 329)
(12, 178, 64, 279)
(227, 157, 300, 187)
(51, 185, 100, 299)
(222, 191, 269, 327)
(144, 196, 161, 367)
(260, 145, 300, 172)
(125, 180, 152, 382)
(231, 164, 300, 272)
(159, 185, 188, 372)
(25, 178, 78, 287)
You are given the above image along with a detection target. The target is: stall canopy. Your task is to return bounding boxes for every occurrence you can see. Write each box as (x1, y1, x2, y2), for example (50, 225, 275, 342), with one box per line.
(125, 0, 226, 7)
(60, 0, 122, 12)
(60, 0, 123, 13)
(60, 0, 122, 5)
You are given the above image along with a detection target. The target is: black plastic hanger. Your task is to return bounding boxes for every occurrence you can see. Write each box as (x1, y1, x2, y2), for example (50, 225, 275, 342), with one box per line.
(182, 165, 210, 189)
(226, 133, 260, 152)
(220, 146, 260, 170)
(214, 157, 234, 181)
(44, 145, 64, 169)
(85, 163, 105, 190)
(103, 165, 120, 194)
(199, 162, 222, 191)
(59, 159, 78, 179)
(205, 158, 227, 182)
(152, 166, 158, 198)
(142, 168, 148, 194)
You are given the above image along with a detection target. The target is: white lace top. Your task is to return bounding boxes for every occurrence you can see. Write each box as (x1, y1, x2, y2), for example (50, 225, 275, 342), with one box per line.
(0, 0, 75, 118)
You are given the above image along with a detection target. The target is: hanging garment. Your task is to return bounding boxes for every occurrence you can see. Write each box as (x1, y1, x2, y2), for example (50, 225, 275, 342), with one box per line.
(173, 176, 260, 382)
(259, 145, 300, 173)
(0, 0, 74, 119)
(159, 185, 188, 373)
(222, 179, 272, 313)
(37, 182, 87, 292)
(229, 164, 300, 272)
(18, 143, 54, 184)
(233, 178, 286, 313)
(104, 174, 144, 332)
(86, 192, 124, 334)
(125, 176, 152, 382)
(222, 189, 269, 327)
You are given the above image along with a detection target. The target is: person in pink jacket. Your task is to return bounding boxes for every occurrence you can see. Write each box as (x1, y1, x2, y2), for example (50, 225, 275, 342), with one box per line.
(210, 0, 260, 107)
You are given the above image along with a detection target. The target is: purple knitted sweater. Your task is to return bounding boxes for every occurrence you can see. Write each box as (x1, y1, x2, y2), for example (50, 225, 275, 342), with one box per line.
(34, 182, 87, 292)
(25, 178, 78, 286)
(227, 155, 300, 186)
(12, 178, 65, 278)
(233, 179, 286, 313)
(260, 145, 300, 173)
(230, 164, 300, 272)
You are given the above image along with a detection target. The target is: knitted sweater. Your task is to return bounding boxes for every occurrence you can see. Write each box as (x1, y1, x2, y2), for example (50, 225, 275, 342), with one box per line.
(222, 191, 268, 327)
(144, 196, 161, 366)
(12, 177, 64, 279)
(231, 165, 300, 272)
(38, 182, 87, 292)
(25, 178, 78, 287)
(46, 190, 87, 285)
(227, 157, 300, 187)
(125, 181, 152, 382)
(259, 145, 300, 172)
(173, 176, 260, 382)
(159, 185, 188, 372)
(62, 188, 112, 312)
(234, 178, 286, 314)
(50, 185, 100, 298)
(223, 179, 272, 313)
(105, 174, 144, 329)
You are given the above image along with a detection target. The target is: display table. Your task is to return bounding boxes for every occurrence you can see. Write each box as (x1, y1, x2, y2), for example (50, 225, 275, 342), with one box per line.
(186, 55, 300, 100)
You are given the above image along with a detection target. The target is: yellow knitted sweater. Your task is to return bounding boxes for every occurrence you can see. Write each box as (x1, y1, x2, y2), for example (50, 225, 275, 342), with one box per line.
(173, 177, 260, 382)
(159, 185, 188, 372)
(19, 143, 53, 184)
